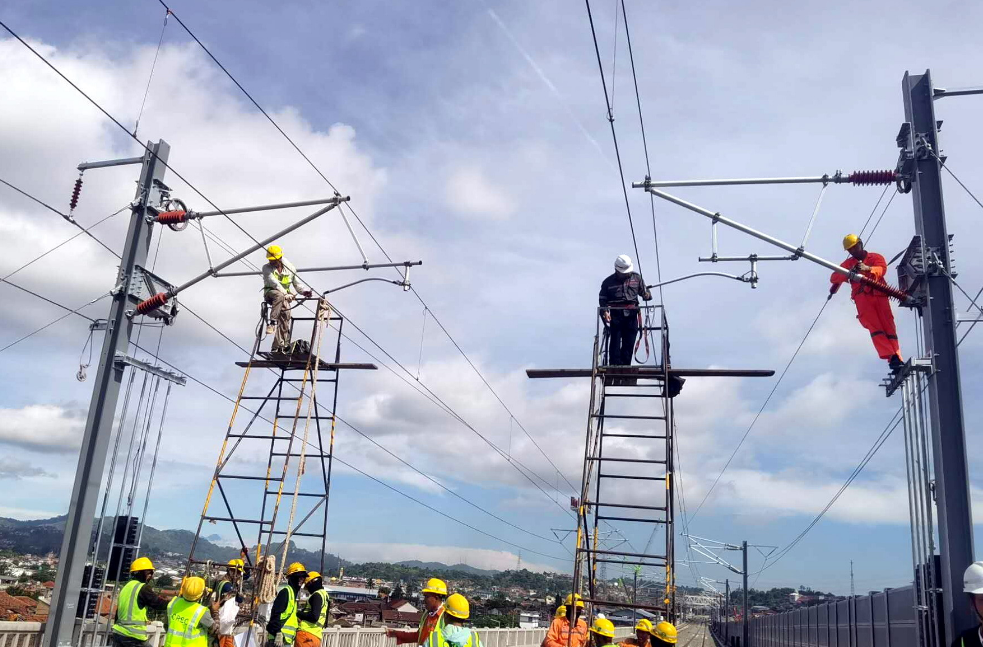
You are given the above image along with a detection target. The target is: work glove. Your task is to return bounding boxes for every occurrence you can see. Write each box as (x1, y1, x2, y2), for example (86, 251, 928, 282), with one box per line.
(301, 290, 313, 298)
(285, 293, 296, 302)
(828, 284, 840, 296)
(602, 310, 611, 324)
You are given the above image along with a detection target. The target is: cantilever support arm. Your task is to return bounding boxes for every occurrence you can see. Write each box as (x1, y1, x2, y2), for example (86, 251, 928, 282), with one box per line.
(134, 197, 349, 314)
(639, 187, 911, 303)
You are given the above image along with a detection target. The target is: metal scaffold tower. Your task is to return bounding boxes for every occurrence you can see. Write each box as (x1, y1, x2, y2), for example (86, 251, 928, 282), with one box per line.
(184, 299, 376, 623)
(574, 304, 675, 619)
(528, 308, 773, 624)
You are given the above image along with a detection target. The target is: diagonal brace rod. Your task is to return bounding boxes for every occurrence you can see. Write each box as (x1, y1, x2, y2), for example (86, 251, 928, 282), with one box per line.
(642, 187, 909, 301)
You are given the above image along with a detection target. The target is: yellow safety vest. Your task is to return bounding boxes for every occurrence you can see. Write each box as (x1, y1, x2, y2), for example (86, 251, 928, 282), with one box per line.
(164, 598, 209, 647)
(113, 580, 149, 640)
(270, 585, 299, 644)
(425, 623, 482, 647)
(298, 589, 329, 639)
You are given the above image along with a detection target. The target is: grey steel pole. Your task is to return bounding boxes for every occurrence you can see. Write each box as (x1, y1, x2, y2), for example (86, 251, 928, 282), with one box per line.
(184, 197, 342, 219)
(742, 541, 749, 647)
(903, 70, 975, 645)
(46, 141, 169, 647)
(725, 579, 730, 646)
(633, 569, 638, 626)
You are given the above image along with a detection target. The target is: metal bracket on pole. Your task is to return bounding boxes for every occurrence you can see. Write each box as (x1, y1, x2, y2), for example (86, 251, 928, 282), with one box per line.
(77, 156, 145, 171)
(113, 352, 187, 386)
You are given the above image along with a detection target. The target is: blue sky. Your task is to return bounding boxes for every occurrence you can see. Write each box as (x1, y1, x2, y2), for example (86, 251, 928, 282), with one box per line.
(2, 0, 983, 594)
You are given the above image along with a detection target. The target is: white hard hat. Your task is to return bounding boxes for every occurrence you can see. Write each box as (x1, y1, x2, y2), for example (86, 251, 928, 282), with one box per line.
(615, 255, 634, 274)
(964, 562, 983, 594)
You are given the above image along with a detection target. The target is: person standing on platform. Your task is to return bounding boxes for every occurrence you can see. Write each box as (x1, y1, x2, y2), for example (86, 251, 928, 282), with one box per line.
(266, 562, 307, 647)
(619, 619, 653, 647)
(599, 255, 652, 368)
(296, 571, 329, 647)
(588, 618, 616, 647)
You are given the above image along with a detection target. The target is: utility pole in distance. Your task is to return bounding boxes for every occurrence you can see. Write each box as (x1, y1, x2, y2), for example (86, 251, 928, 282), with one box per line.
(850, 560, 855, 598)
(742, 541, 749, 647)
(902, 70, 975, 647)
(46, 141, 170, 647)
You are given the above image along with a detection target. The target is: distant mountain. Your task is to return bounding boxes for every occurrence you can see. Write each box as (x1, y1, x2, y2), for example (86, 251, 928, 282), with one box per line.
(206, 534, 223, 542)
(396, 560, 499, 576)
(0, 516, 346, 572)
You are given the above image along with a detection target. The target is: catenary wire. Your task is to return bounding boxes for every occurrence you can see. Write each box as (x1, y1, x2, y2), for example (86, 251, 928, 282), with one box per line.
(1, 182, 568, 549)
(584, 0, 643, 275)
(0, 21, 575, 514)
(0, 275, 572, 563)
(147, 1, 581, 499)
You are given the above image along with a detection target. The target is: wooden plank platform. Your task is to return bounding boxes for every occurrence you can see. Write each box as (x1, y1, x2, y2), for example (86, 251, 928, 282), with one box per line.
(526, 366, 774, 379)
(235, 353, 377, 371)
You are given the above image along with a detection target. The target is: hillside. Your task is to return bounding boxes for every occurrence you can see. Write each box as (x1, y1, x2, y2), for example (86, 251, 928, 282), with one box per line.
(396, 560, 499, 576)
(0, 516, 345, 571)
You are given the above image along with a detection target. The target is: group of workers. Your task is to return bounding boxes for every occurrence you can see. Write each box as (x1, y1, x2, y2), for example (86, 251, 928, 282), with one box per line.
(382, 577, 482, 647)
(110, 557, 329, 647)
(600, 233, 904, 375)
(543, 593, 677, 647)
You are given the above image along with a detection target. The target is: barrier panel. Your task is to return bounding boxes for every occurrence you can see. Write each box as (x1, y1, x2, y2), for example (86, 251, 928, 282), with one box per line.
(711, 587, 922, 647)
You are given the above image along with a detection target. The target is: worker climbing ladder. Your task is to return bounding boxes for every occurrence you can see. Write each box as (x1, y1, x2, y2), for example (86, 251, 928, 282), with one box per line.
(184, 297, 376, 624)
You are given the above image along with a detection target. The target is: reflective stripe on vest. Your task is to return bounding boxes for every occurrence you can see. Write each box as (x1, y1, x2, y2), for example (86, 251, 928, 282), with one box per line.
(164, 598, 209, 647)
(271, 585, 299, 644)
(113, 580, 149, 640)
(425, 624, 480, 647)
(298, 589, 329, 639)
(265, 267, 295, 293)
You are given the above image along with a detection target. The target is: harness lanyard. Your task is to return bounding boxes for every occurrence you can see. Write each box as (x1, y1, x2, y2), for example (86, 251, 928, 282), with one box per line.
(634, 306, 651, 364)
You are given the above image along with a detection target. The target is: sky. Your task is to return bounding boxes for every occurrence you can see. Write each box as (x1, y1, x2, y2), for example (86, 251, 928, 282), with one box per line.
(2, 0, 983, 595)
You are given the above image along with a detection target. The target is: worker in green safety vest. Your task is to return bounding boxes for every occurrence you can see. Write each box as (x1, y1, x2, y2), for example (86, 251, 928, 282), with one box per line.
(262, 245, 312, 354)
(266, 562, 307, 647)
(425, 594, 482, 647)
(164, 576, 219, 647)
(295, 571, 330, 647)
(112, 557, 172, 647)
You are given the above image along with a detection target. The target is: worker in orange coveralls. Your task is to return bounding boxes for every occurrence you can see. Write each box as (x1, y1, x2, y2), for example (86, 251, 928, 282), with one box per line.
(829, 234, 903, 372)
(541, 594, 589, 647)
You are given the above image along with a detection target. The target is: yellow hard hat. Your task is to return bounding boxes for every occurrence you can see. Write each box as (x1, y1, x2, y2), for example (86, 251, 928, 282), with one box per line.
(130, 557, 154, 572)
(181, 577, 206, 602)
(306, 571, 322, 584)
(652, 621, 677, 644)
(563, 593, 585, 608)
(421, 578, 448, 596)
(843, 234, 860, 251)
(286, 562, 307, 576)
(227, 559, 244, 570)
(555, 605, 567, 618)
(590, 618, 615, 638)
(267, 245, 283, 261)
(445, 593, 470, 619)
(636, 619, 654, 633)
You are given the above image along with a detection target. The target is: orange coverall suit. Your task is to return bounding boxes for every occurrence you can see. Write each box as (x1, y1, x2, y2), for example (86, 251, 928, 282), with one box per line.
(541, 617, 589, 647)
(830, 252, 901, 360)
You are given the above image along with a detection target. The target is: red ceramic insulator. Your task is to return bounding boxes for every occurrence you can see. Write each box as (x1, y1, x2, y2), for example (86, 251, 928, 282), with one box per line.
(69, 178, 83, 210)
(848, 170, 896, 186)
(136, 292, 169, 315)
(157, 210, 187, 225)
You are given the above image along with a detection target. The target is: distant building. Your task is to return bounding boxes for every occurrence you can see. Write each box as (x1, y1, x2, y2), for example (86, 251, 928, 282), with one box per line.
(325, 585, 380, 602)
(518, 611, 539, 629)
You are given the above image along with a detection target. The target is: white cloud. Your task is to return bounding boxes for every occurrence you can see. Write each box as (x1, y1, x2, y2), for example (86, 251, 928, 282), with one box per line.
(330, 541, 562, 573)
(0, 404, 85, 453)
(444, 167, 515, 220)
(0, 457, 54, 480)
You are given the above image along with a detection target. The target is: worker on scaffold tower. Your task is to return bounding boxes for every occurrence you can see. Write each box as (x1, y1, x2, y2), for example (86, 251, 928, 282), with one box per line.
(599, 255, 652, 372)
(829, 234, 902, 372)
(263, 245, 312, 354)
